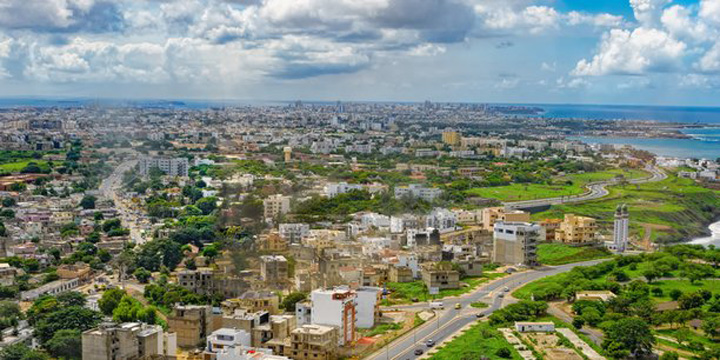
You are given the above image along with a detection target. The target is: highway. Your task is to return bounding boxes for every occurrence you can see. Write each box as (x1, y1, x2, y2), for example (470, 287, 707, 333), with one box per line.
(100, 159, 147, 244)
(504, 165, 667, 210)
(368, 259, 609, 360)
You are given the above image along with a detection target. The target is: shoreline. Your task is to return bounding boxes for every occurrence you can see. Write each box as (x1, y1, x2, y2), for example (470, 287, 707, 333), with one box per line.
(688, 219, 720, 246)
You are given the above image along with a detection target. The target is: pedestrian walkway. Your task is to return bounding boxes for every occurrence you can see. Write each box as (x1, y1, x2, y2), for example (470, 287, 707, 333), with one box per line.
(499, 328, 536, 360)
(556, 328, 605, 360)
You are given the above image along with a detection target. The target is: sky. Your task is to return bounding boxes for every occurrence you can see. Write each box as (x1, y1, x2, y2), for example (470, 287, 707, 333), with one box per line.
(0, 0, 719, 106)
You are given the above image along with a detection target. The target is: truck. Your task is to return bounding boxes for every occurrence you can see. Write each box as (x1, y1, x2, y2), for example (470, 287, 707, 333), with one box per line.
(430, 301, 444, 309)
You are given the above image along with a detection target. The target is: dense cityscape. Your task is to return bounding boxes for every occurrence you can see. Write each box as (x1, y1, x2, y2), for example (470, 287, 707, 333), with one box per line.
(0, 101, 718, 360)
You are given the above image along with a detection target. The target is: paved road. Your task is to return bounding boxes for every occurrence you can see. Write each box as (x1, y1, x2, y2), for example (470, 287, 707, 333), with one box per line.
(368, 259, 609, 360)
(100, 159, 146, 244)
(504, 166, 666, 210)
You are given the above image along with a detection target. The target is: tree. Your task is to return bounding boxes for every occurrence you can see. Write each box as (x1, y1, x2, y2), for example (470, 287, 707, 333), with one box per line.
(602, 318, 655, 358)
(2, 197, 16, 207)
(496, 348, 512, 358)
(642, 268, 660, 283)
(102, 219, 122, 233)
(679, 292, 706, 310)
(56, 292, 86, 307)
(669, 289, 684, 301)
(79, 195, 96, 210)
(660, 352, 679, 360)
(133, 267, 152, 283)
(45, 329, 82, 359)
(112, 296, 144, 323)
(98, 288, 126, 316)
(0, 300, 21, 319)
(0, 344, 49, 360)
(195, 197, 217, 215)
(681, 263, 715, 284)
(703, 316, 720, 339)
(34, 306, 102, 343)
(281, 292, 307, 312)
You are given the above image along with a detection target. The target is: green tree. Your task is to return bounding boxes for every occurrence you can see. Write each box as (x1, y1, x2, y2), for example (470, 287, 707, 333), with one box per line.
(56, 292, 86, 307)
(195, 197, 217, 215)
(79, 195, 96, 210)
(133, 267, 152, 283)
(34, 306, 102, 343)
(602, 318, 655, 358)
(0, 343, 49, 360)
(679, 292, 706, 310)
(703, 316, 720, 339)
(660, 352, 679, 360)
(98, 288, 126, 316)
(45, 329, 82, 359)
(281, 292, 307, 312)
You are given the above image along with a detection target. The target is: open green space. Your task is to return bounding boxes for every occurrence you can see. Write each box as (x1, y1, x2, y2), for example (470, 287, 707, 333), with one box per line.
(0, 160, 54, 173)
(383, 273, 507, 305)
(537, 243, 613, 266)
(428, 321, 524, 360)
(465, 168, 649, 202)
(532, 174, 720, 242)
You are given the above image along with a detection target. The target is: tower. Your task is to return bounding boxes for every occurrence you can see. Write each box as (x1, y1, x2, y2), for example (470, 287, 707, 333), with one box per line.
(283, 146, 292, 163)
(613, 204, 629, 252)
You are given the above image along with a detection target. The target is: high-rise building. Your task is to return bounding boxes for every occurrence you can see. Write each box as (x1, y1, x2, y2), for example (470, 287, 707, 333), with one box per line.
(492, 221, 541, 266)
(260, 255, 288, 282)
(612, 204, 629, 253)
(139, 157, 189, 177)
(283, 146, 292, 162)
(442, 131, 461, 146)
(555, 214, 598, 244)
(310, 287, 357, 346)
(263, 195, 291, 220)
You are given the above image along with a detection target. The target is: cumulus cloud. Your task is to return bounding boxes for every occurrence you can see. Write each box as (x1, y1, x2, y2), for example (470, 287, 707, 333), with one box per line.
(0, 0, 124, 33)
(630, 0, 671, 26)
(573, 28, 686, 76)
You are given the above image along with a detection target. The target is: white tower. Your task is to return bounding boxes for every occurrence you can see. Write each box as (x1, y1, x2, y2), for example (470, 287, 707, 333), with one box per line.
(613, 204, 629, 252)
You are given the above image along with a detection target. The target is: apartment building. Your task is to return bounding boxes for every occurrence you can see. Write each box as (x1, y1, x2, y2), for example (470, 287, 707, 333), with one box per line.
(482, 207, 530, 231)
(279, 223, 310, 244)
(394, 184, 443, 202)
(167, 305, 214, 348)
(258, 232, 288, 252)
(263, 195, 291, 220)
(205, 328, 252, 354)
(421, 262, 460, 291)
(260, 255, 288, 282)
(286, 325, 338, 360)
(555, 214, 598, 244)
(355, 287, 382, 329)
(310, 287, 357, 346)
(442, 131, 461, 146)
(139, 157, 189, 177)
(177, 267, 215, 295)
(492, 221, 541, 266)
(82, 322, 176, 360)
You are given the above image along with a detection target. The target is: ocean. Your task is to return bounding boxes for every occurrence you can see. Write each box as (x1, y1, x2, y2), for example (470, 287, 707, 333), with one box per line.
(535, 103, 720, 124)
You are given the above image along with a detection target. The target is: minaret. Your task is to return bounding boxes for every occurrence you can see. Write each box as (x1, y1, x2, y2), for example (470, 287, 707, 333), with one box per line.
(283, 146, 292, 163)
(613, 204, 629, 252)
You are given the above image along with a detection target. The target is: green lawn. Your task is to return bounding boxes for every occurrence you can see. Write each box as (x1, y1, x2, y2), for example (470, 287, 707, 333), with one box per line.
(358, 322, 403, 337)
(537, 243, 612, 266)
(648, 280, 720, 302)
(428, 321, 524, 360)
(384, 273, 507, 304)
(465, 168, 649, 202)
(0, 160, 53, 173)
(470, 301, 489, 308)
(531, 174, 720, 242)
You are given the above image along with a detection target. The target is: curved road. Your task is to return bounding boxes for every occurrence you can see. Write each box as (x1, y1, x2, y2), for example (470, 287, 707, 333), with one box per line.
(368, 259, 609, 360)
(504, 165, 667, 210)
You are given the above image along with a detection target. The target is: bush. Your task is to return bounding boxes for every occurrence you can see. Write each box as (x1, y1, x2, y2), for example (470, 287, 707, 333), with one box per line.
(496, 348, 512, 358)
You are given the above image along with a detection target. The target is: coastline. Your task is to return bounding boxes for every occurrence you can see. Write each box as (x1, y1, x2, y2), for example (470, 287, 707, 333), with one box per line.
(689, 219, 720, 246)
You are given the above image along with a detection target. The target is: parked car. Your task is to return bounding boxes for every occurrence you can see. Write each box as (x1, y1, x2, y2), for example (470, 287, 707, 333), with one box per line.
(426, 339, 435, 347)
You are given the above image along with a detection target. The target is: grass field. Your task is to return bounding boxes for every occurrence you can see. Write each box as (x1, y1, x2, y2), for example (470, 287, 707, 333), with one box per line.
(0, 160, 53, 173)
(465, 168, 649, 202)
(537, 243, 612, 265)
(531, 174, 720, 241)
(383, 273, 507, 304)
(428, 321, 524, 360)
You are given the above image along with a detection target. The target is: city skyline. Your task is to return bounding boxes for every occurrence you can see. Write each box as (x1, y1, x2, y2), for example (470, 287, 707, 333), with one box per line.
(0, 0, 719, 106)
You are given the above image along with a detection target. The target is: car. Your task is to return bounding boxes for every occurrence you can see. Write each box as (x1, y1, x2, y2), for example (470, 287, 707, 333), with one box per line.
(475, 313, 485, 318)
(411, 297, 419, 302)
(426, 339, 435, 347)
(414, 349, 424, 355)
(498, 293, 505, 298)
(503, 286, 510, 292)
(455, 303, 462, 310)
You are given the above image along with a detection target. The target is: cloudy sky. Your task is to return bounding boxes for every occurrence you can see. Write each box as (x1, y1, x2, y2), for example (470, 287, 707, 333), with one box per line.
(0, 0, 719, 105)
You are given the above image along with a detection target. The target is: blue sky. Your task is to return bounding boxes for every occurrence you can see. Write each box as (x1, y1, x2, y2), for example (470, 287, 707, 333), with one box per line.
(0, 0, 719, 106)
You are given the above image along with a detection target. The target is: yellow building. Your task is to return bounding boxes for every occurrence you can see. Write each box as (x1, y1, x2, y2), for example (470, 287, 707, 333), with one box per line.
(555, 214, 598, 244)
(442, 131, 461, 146)
(482, 207, 530, 231)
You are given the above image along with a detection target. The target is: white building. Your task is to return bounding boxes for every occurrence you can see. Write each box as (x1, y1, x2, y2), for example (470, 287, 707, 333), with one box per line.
(515, 322, 555, 333)
(610, 204, 629, 253)
(324, 182, 364, 198)
(492, 222, 541, 267)
(21, 278, 80, 301)
(355, 287, 382, 329)
(310, 287, 357, 346)
(216, 347, 289, 360)
(425, 208, 457, 233)
(139, 157, 189, 177)
(394, 184, 443, 202)
(206, 328, 252, 353)
(279, 223, 310, 244)
(263, 195, 291, 221)
(361, 213, 391, 229)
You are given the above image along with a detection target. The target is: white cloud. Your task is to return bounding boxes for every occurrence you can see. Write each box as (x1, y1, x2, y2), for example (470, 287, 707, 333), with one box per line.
(408, 43, 446, 57)
(661, 5, 714, 43)
(556, 77, 590, 89)
(700, 0, 720, 25)
(567, 12, 624, 28)
(679, 73, 720, 88)
(697, 43, 720, 73)
(630, 0, 671, 26)
(476, 5, 560, 34)
(573, 27, 686, 76)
